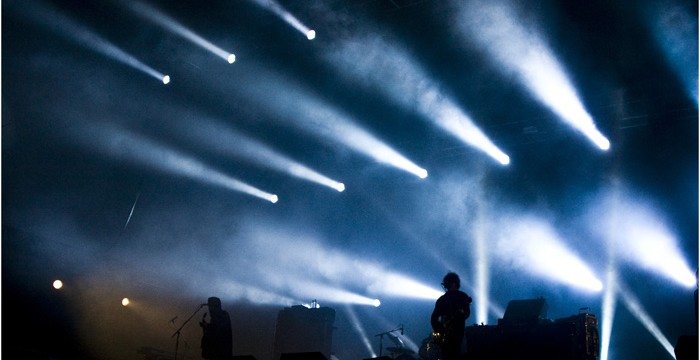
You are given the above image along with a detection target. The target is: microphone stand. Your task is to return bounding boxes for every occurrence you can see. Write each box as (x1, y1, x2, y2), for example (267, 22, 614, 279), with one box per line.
(171, 304, 205, 360)
(374, 325, 404, 357)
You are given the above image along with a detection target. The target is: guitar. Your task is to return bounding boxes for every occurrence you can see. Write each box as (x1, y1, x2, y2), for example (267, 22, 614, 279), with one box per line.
(430, 314, 456, 347)
(430, 330, 446, 346)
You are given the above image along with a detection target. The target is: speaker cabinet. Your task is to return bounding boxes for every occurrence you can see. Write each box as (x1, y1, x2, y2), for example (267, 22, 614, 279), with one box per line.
(273, 306, 335, 360)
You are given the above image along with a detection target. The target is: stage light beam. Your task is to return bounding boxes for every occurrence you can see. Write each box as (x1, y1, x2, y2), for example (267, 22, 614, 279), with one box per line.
(75, 123, 278, 204)
(345, 306, 377, 358)
(235, 70, 429, 178)
(647, 3, 698, 104)
(597, 195, 696, 288)
(162, 114, 347, 193)
(455, 1, 610, 151)
(495, 216, 603, 292)
(599, 268, 618, 360)
(243, 230, 444, 301)
(617, 282, 676, 358)
(249, 0, 316, 40)
(17, 1, 169, 84)
(131, 2, 237, 64)
(327, 37, 509, 165)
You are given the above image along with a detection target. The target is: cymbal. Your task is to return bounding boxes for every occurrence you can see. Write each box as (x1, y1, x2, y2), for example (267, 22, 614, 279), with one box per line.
(386, 347, 415, 354)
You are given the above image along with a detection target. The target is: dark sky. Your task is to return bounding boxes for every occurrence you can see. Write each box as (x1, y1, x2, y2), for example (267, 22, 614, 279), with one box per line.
(2, 1, 698, 360)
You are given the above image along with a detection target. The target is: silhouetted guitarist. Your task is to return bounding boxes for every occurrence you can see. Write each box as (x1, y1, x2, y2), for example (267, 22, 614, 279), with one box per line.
(431, 272, 472, 360)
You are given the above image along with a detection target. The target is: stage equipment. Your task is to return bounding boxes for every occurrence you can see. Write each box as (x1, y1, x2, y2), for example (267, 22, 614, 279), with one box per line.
(374, 325, 410, 358)
(273, 305, 335, 360)
(280, 352, 327, 360)
(462, 298, 599, 360)
(170, 303, 206, 360)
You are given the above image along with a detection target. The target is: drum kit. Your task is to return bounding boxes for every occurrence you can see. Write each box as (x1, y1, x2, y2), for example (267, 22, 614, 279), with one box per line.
(383, 335, 441, 360)
(385, 346, 417, 360)
(375, 326, 440, 360)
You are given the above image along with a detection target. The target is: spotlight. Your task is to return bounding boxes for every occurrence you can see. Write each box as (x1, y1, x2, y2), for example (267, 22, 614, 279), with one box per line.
(499, 154, 510, 165)
(53, 280, 63, 290)
(162, 75, 170, 85)
(227, 53, 236, 64)
(372, 299, 381, 307)
(270, 195, 279, 203)
(336, 183, 345, 192)
(307, 30, 316, 40)
(122, 298, 130, 306)
(418, 168, 428, 179)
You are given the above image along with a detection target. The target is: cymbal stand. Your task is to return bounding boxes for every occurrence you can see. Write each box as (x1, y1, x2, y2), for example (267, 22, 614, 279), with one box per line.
(374, 325, 404, 357)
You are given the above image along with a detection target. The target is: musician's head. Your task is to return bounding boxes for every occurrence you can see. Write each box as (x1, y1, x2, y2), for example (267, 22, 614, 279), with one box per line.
(207, 297, 222, 311)
(441, 272, 461, 291)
